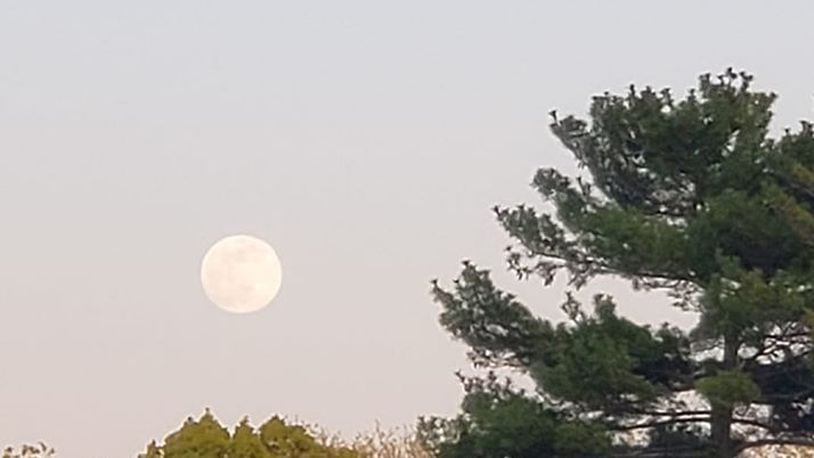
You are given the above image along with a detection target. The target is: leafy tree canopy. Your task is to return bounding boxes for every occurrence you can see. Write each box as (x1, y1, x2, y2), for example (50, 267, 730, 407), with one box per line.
(140, 409, 357, 458)
(421, 69, 814, 457)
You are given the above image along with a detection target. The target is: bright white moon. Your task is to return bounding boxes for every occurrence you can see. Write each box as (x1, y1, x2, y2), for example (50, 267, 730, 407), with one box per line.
(201, 234, 282, 313)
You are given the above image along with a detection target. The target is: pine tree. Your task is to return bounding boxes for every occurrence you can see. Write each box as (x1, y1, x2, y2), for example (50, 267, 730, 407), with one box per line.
(422, 69, 814, 457)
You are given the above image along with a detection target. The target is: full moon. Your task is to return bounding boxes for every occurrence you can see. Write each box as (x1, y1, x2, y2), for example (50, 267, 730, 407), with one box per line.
(200, 234, 282, 313)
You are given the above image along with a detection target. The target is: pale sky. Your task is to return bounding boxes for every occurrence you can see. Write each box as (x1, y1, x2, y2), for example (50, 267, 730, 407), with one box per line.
(1, 1, 814, 456)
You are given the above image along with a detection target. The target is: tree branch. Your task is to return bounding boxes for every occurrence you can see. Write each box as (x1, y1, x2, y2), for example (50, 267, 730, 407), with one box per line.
(609, 416, 709, 432)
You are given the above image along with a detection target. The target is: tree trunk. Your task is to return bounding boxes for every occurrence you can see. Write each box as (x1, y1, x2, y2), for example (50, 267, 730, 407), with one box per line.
(710, 404, 734, 457)
(710, 337, 738, 457)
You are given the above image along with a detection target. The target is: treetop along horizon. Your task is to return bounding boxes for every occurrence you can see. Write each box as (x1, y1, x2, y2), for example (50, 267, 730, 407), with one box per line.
(422, 69, 814, 457)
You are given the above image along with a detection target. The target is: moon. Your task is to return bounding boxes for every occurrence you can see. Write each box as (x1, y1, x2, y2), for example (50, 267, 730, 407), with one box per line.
(200, 234, 282, 313)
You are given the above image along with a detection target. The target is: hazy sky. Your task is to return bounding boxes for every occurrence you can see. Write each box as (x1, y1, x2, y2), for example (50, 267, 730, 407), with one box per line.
(2, 1, 814, 456)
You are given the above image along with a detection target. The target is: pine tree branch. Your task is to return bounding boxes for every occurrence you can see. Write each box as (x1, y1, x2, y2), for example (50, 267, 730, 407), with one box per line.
(731, 417, 776, 432)
(609, 416, 710, 431)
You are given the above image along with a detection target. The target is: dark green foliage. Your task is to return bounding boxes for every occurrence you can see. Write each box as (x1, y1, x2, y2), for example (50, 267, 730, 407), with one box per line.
(696, 370, 760, 409)
(418, 373, 610, 458)
(423, 69, 814, 457)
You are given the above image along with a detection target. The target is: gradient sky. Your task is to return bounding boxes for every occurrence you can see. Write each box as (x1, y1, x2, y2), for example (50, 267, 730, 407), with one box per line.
(2, 1, 814, 456)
